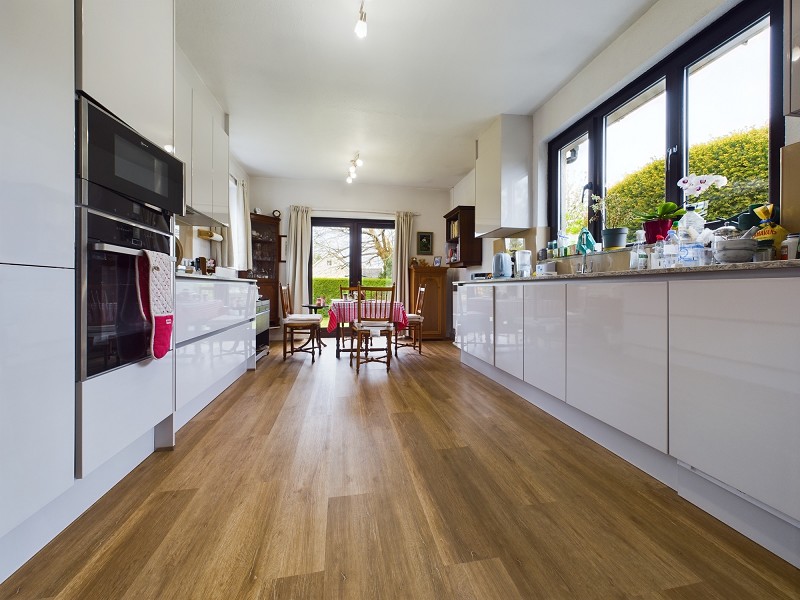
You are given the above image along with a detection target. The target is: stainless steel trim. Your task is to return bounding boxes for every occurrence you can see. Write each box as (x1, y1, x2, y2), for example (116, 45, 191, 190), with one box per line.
(84, 203, 173, 238)
(77, 208, 88, 383)
(90, 242, 144, 257)
(78, 96, 89, 182)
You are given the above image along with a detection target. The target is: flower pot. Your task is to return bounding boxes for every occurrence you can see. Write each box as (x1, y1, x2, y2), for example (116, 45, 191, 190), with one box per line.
(643, 219, 672, 244)
(601, 227, 629, 249)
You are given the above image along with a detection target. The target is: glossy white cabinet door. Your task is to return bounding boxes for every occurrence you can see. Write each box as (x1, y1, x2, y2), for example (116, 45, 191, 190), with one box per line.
(176, 320, 255, 411)
(523, 282, 566, 401)
(79, 352, 173, 478)
(212, 119, 230, 226)
(669, 279, 800, 521)
(0, 0, 74, 268)
(494, 284, 524, 379)
(566, 281, 668, 452)
(0, 265, 75, 536)
(174, 55, 193, 206)
(175, 279, 257, 344)
(191, 90, 214, 215)
(461, 285, 494, 365)
(79, 0, 174, 148)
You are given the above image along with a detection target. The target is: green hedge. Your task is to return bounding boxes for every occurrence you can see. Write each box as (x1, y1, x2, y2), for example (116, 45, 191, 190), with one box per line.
(310, 277, 393, 317)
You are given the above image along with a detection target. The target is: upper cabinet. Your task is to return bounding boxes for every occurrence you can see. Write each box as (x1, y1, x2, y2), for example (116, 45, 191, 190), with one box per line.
(77, 0, 174, 149)
(474, 115, 532, 238)
(786, 0, 800, 115)
(175, 47, 230, 226)
(1, 0, 74, 268)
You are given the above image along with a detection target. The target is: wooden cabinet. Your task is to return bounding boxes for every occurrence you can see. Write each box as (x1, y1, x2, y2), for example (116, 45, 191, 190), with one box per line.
(250, 214, 281, 326)
(409, 266, 449, 340)
(474, 114, 531, 238)
(444, 206, 482, 267)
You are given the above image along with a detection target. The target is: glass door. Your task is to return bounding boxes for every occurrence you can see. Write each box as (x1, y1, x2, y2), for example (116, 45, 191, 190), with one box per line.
(310, 217, 394, 333)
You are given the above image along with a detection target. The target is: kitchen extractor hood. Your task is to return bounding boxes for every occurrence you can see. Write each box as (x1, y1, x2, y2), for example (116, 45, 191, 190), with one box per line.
(176, 205, 226, 228)
(474, 114, 532, 238)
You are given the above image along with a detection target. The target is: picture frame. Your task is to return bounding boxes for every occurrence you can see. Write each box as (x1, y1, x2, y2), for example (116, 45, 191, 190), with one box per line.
(417, 231, 433, 255)
(433, 256, 442, 267)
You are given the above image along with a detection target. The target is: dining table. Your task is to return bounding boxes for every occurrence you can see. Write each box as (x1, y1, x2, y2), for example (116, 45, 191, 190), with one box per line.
(327, 298, 408, 358)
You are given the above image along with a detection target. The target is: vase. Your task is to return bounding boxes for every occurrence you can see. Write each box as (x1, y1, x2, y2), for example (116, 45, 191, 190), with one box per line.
(601, 227, 629, 249)
(643, 219, 672, 244)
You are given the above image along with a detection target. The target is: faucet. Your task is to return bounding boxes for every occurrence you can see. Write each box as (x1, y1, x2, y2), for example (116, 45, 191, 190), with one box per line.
(576, 228, 596, 274)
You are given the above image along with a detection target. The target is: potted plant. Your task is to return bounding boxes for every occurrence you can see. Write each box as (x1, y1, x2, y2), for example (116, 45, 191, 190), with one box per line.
(590, 195, 629, 249)
(635, 202, 686, 244)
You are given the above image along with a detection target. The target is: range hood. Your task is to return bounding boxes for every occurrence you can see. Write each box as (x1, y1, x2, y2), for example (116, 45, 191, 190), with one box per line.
(176, 205, 226, 228)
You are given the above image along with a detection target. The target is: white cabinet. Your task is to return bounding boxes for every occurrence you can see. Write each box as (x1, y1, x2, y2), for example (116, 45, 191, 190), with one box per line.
(452, 169, 475, 207)
(175, 278, 257, 344)
(474, 115, 531, 238)
(669, 279, 800, 521)
(212, 119, 230, 225)
(0, 265, 75, 537)
(494, 284, 524, 379)
(190, 91, 215, 216)
(523, 282, 566, 401)
(460, 284, 494, 365)
(566, 281, 668, 452)
(78, 0, 174, 148)
(174, 63, 193, 205)
(0, 0, 74, 269)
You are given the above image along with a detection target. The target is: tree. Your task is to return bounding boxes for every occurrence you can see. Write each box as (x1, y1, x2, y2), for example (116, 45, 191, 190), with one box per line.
(361, 228, 394, 278)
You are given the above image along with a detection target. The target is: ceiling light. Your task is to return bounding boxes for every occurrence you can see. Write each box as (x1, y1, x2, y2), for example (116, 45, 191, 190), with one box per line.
(350, 171, 357, 179)
(354, 1, 367, 39)
(355, 157, 363, 167)
(346, 175, 353, 183)
(349, 164, 357, 174)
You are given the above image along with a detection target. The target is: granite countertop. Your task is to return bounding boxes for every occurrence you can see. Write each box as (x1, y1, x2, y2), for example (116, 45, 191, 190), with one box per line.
(458, 259, 800, 284)
(176, 272, 257, 283)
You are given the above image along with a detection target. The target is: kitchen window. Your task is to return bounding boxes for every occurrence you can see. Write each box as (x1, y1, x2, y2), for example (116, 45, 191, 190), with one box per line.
(548, 0, 783, 240)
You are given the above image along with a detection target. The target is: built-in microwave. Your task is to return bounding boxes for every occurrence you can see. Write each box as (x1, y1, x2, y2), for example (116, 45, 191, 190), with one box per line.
(77, 93, 184, 216)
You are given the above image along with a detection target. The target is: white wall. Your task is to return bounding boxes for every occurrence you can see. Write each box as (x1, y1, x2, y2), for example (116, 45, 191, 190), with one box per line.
(530, 0, 753, 225)
(249, 177, 450, 282)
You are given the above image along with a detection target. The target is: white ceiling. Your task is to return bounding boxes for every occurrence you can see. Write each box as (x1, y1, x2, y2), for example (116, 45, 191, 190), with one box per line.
(176, 0, 659, 190)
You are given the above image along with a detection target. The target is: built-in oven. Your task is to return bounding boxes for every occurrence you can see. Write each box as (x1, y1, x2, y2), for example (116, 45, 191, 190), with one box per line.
(77, 201, 171, 381)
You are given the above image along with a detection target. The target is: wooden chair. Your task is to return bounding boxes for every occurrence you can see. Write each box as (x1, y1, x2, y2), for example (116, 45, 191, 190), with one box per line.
(395, 285, 425, 356)
(337, 284, 360, 349)
(279, 284, 322, 363)
(349, 284, 395, 373)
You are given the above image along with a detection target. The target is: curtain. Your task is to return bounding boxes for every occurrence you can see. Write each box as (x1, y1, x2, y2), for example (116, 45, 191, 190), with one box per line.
(287, 205, 311, 314)
(393, 211, 414, 307)
(242, 181, 252, 270)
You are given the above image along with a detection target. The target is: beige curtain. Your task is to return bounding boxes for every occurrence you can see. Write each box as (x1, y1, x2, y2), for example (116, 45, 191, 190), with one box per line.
(287, 205, 311, 314)
(393, 211, 414, 307)
(242, 181, 252, 270)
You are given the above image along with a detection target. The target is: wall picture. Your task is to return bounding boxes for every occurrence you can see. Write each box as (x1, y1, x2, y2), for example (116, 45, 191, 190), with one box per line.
(417, 231, 433, 255)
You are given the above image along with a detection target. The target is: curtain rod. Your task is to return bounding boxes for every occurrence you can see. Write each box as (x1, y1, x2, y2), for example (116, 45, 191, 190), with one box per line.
(310, 208, 420, 216)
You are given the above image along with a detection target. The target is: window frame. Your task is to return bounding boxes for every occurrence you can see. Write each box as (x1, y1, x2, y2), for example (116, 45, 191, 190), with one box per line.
(548, 0, 783, 240)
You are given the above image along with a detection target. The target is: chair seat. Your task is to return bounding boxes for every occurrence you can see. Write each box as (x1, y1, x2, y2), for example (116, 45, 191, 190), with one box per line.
(406, 314, 424, 323)
(285, 314, 322, 324)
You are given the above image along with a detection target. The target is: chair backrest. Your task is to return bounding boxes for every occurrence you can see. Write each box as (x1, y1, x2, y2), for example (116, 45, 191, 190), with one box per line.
(413, 285, 426, 317)
(340, 285, 359, 300)
(279, 284, 292, 319)
(356, 284, 395, 323)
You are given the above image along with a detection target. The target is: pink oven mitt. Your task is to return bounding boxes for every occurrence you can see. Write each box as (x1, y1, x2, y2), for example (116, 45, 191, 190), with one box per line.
(136, 249, 173, 359)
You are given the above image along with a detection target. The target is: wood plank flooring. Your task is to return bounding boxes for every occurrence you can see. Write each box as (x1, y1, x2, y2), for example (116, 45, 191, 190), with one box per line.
(2, 342, 798, 599)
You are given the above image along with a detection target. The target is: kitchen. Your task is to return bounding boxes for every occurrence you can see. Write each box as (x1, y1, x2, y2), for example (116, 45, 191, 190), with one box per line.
(1, 0, 798, 595)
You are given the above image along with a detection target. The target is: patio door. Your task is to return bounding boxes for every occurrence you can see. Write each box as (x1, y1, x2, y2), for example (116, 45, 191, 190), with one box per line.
(310, 217, 395, 332)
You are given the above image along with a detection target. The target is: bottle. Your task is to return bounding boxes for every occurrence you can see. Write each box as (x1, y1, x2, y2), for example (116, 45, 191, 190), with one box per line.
(663, 230, 679, 268)
(677, 207, 704, 267)
(650, 235, 665, 269)
(632, 229, 647, 270)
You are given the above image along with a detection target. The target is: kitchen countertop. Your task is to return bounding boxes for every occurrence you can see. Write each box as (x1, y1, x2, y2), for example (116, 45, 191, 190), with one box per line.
(458, 259, 800, 284)
(176, 272, 257, 283)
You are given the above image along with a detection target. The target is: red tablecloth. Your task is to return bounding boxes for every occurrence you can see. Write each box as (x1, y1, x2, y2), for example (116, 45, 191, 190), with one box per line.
(327, 299, 408, 333)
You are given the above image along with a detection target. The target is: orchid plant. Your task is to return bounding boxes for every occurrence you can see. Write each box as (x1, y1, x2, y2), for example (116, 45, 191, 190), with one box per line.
(677, 173, 728, 197)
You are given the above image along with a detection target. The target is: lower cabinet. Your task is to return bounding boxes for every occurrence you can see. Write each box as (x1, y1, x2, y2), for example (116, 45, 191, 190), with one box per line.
(566, 281, 668, 452)
(0, 265, 75, 537)
(494, 284, 524, 379)
(523, 282, 566, 401)
(669, 279, 800, 521)
(460, 284, 494, 365)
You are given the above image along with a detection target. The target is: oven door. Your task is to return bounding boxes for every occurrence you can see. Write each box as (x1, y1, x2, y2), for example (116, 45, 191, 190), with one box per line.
(77, 94, 184, 215)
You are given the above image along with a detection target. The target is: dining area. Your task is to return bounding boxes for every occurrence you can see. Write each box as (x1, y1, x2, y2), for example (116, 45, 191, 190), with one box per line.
(280, 281, 425, 373)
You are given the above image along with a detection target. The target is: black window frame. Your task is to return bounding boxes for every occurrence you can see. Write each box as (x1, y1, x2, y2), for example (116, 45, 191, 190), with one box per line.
(548, 0, 783, 241)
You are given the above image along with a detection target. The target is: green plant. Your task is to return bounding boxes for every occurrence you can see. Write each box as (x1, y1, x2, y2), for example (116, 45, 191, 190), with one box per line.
(634, 201, 686, 222)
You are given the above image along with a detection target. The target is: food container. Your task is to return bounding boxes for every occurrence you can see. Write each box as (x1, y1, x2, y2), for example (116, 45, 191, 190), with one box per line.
(711, 238, 757, 263)
(780, 234, 799, 260)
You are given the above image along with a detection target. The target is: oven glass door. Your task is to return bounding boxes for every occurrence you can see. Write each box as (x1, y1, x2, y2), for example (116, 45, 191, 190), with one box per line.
(85, 248, 151, 378)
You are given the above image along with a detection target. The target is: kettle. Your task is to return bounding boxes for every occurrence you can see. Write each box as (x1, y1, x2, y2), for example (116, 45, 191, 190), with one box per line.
(492, 252, 512, 278)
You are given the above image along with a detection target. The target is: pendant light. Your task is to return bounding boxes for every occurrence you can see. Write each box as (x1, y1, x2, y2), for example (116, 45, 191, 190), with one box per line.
(354, 1, 367, 39)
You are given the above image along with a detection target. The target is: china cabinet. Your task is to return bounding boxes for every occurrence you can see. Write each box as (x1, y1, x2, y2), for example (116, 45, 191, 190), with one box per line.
(444, 206, 482, 267)
(249, 213, 280, 326)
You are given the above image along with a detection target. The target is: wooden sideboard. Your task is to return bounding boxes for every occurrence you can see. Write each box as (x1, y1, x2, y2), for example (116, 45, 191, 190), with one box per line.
(409, 265, 449, 340)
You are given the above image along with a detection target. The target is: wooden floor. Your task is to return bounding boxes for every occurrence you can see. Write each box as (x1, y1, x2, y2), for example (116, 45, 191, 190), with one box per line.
(2, 341, 798, 599)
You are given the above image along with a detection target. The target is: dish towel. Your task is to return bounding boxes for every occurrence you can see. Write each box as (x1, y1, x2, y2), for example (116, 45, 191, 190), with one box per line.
(136, 249, 173, 359)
